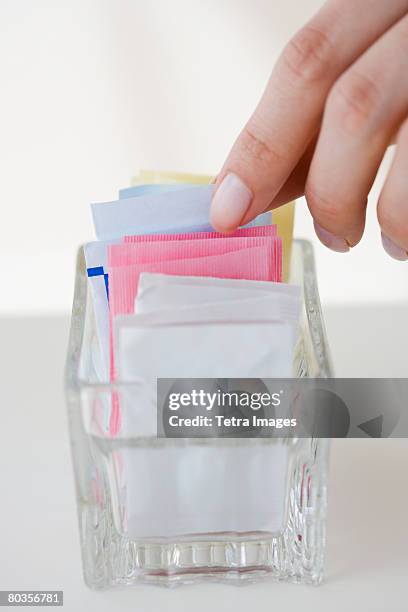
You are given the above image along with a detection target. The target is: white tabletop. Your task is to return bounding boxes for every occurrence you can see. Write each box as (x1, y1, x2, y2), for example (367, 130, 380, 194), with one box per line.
(0, 308, 407, 612)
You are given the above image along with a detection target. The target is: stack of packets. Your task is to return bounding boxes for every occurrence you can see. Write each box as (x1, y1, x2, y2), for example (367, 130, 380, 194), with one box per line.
(82, 172, 303, 538)
(85, 173, 302, 436)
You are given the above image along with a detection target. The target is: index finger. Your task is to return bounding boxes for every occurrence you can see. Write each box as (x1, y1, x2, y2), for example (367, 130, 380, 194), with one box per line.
(210, 0, 408, 232)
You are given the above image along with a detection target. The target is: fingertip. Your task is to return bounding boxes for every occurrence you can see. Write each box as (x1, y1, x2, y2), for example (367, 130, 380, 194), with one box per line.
(313, 221, 350, 253)
(210, 173, 253, 232)
(381, 233, 408, 261)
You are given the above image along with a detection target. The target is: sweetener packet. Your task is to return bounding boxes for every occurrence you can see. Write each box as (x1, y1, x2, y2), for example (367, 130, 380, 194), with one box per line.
(124, 224, 277, 243)
(129, 169, 273, 227)
(109, 246, 274, 317)
(86, 227, 278, 288)
(123, 294, 301, 330)
(83, 239, 118, 380)
(114, 310, 294, 539)
(108, 236, 281, 281)
(136, 272, 301, 316)
(114, 315, 294, 416)
(92, 186, 215, 240)
(92, 185, 273, 241)
(120, 443, 289, 538)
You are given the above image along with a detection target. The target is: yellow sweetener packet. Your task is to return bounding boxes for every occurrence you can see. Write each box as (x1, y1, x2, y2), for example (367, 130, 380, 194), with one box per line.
(273, 201, 295, 282)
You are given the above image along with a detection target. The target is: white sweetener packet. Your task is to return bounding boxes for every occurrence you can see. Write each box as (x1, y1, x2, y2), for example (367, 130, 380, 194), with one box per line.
(92, 184, 272, 241)
(130, 294, 302, 343)
(136, 272, 301, 315)
(114, 318, 294, 436)
(115, 294, 301, 418)
(117, 319, 293, 381)
(91, 185, 215, 240)
(113, 312, 294, 539)
(120, 441, 289, 538)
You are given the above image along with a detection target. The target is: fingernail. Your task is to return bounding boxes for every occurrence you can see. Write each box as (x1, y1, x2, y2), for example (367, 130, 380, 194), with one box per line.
(313, 221, 350, 253)
(210, 173, 253, 231)
(381, 233, 408, 261)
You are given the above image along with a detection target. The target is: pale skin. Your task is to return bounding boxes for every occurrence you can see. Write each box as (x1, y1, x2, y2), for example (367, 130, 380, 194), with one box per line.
(210, 0, 408, 261)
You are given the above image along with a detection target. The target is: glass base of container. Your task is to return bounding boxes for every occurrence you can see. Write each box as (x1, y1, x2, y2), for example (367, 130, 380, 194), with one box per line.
(79, 437, 327, 589)
(82, 526, 325, 589)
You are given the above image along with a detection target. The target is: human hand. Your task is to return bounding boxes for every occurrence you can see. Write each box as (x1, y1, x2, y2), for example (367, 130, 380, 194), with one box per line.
(210, 0, 408, 260)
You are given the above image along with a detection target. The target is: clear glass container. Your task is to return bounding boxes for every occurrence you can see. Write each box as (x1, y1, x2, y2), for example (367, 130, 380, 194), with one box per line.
(65, 239, 332, 589)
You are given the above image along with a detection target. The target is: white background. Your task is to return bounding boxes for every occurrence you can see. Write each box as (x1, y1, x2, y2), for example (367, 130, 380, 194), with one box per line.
(0, 0, 407, 313)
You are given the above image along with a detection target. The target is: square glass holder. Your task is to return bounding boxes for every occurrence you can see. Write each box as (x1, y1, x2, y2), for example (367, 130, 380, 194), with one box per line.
(65, 239, 332, 589)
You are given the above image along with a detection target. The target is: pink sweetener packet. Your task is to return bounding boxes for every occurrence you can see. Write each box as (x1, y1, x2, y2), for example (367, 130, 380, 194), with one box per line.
(123, 225, 277, 243)
(108, 236, 281, 274)
(109, 245, 275, 319)
(107, 232, 281, 433)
